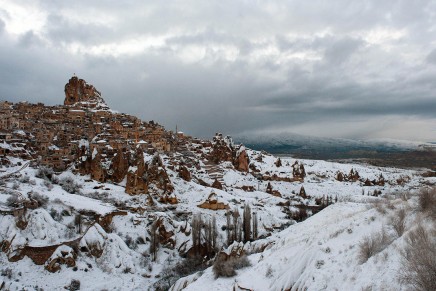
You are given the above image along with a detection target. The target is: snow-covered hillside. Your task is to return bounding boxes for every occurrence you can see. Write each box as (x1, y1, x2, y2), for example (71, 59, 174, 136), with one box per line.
(1, 148, 434, 290)
(174, 196, 435, 291)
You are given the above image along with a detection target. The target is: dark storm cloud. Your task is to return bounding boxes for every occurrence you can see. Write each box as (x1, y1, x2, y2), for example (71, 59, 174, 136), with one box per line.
(0, 0, 436, 141)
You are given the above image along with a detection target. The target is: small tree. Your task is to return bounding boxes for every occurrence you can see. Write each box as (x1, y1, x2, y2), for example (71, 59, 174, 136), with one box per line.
(149, 220, 159, 262)
(191, 214, 202, 256)
(205, 215, 218, 255)
(252, 212, 258, 240)
(74, 214, 82, 234)
(243, 204, 252, 242)
(226, 210, 232, 246)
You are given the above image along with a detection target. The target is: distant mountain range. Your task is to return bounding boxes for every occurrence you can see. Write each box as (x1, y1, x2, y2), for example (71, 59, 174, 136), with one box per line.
(234, 132, 436, 166)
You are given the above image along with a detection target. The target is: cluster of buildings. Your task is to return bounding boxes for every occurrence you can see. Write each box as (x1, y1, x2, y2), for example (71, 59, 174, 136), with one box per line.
(0, 76, 179, 170)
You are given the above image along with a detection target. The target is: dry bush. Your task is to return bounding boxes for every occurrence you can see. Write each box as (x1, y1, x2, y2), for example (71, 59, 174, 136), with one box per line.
(418, 188, 436, 219)
(153, 256, 205, 291)
(389, 208, 407, 237)
(30, 191, 49, 207)
(213, 255, 251, 278)
(6, 195, 20, 206)
(358, 227, 392, 264)
(399, 224, 436, 291)
(35, 166, 54, 181)
(69, 279, 80, 291)
(370, 199, 394, 215)
(60, 176, 82, 194)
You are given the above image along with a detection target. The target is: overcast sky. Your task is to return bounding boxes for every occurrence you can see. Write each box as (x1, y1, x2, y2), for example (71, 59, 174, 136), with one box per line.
(1, 1, 436, 141)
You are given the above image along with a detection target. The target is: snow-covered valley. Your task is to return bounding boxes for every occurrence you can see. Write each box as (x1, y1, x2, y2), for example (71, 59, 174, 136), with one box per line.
(1, 148, 435, 290)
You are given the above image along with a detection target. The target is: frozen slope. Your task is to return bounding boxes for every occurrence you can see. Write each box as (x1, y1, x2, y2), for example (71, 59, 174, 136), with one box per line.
(178, 199, 423, 291)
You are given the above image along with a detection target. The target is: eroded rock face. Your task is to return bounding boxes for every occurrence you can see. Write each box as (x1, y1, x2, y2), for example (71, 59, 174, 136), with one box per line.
(64, 76, 102, 106)
(90, 151, 106, 182)
(125, 150, 147, 195)
(178, 165, 191, 182)
(197, 192, 229, 210)
(151, 216, 176, 249)
(125, 152, 174, 195)
(145, 154, 174, 194)
(212, 179, 223, 190)
(110, 149, 129, 183)
(44, 245, 76, 273)
(233, 146, 249, 172)
(292, 161, 306, 180)
(208, 134, 234, 164)
(79, 224, 107, 258)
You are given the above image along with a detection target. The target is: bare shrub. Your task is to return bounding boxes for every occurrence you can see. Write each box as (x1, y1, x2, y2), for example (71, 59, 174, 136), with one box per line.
(12, 182, 20, 190)
(213, 255, 251, 278)
(19, 175, 30, 183)
(1, 267, 13, 279)
(124, 235, 137, 250)
(42, 179, 53, 190)
(153, 256, 205, 291)
(358, 227, 392, 264)
(418, 188, 436, 219)
(6, 195, 20, 206)
(69, 279, 80, 291)
(35, 166, 54, 181)
(372, 199, 387, 214)
(397, 191, 409, 201)
(49, 208, 62, 222)
(265, 265, 273, 278)
(60, 176, 82, 194)
(30, 191, 49, 207)
(390, 208, 407, 237)
(399, 224, 436, 291)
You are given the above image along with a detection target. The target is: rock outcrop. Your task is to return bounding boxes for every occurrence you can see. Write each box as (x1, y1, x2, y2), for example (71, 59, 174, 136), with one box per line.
(125, 152, 173, 195)
(233, 146, 249, 172)
(178, 165, 191, 181)
(198, 192, 229, 210)
(64, 76, 106, 108)
(292, 161, 306, 180)
(110, 149, 129, 183)
(44, 245, 76, 273)
(212, 178, 223, 190)
(208, 133, 234, 164)
(125, 150, 148, 195)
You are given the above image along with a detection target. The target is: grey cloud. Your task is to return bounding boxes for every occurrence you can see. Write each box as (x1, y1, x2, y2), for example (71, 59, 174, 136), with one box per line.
(426, 49, 436, 65)
(322, 37, 363, 65)
(18, 31, 44, 48)
(0, 19, 4, 33)
(1, 0, 436, 141)
(45, 14, 115, 45)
